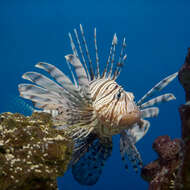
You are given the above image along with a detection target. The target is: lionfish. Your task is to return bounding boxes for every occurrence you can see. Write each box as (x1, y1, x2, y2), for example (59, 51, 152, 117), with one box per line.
(18, 25, 178, 186)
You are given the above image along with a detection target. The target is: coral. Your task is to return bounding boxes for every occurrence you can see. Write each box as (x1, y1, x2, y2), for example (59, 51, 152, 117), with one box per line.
(141, 135, 183, 190)
(178, 48, 190, 189)
(178, 48, 190, 102)
(141, 48, 190, 190)
(0, 112, 73, 190)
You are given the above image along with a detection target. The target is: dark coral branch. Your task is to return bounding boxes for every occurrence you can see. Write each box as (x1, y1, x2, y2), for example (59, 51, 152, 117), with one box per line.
(178, 48, 190, 102)
(178, 105, 190, 189)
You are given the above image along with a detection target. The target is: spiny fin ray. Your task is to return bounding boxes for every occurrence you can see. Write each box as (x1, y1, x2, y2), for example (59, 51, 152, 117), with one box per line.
(65, 54, 89, 87)
(79, 24, 94, 80)
(141, 107, 159, 118)
(102, 33, 117, 78)
(108, 33, 118, 77)
(137, 72, 178, 106)
(35, 62, 79, 96)
(139, 93, 176, 109)
(94, 28, 100, 78)
(22, 72, 64, 94)
(73, 28, 90, 80)
(113, 37, 127, 79)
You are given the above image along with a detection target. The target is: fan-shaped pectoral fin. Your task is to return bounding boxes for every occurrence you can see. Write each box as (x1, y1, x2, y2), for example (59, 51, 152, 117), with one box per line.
(128, 119, 150, 143)
(71, 136, 112, 186)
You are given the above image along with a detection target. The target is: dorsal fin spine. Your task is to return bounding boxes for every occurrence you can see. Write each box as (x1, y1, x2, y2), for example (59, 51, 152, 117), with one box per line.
(108, 33, 117, 77)
(73, 28, 90, 81)
(113, 37, 127, 80)
(102, 33, 115, 78)
(116, 54, 127, 79)
(68, 32, 79, 57)
(66, 60, 78, 88)
(79, 24, 94, 80)
(94, 28, 100, 78)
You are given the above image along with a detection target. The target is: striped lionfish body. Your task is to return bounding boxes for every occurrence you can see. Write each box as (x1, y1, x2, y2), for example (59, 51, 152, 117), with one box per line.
(18, 25, 178, 186)
(91, 78, 141, 137)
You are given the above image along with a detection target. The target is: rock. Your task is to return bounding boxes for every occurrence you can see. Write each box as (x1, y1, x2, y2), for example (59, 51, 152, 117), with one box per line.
(153, 135, 182, 161)
(0, 112, 73, 190)
(141, 48, 190, 189)
(178, 104, 190, 189)
(178, 48, 190, 102)
(141, 136, 183, 190)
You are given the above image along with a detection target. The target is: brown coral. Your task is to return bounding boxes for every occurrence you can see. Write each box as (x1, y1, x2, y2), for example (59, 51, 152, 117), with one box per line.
(141, 136, 183, 190)
(141, 48, 190, 190)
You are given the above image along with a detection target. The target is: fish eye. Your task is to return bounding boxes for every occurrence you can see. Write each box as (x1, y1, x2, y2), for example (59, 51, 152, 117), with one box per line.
(116, 90, 122, 99)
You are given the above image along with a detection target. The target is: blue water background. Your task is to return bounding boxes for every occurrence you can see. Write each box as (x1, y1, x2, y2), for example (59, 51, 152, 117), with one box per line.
(0, 0, 190, 189)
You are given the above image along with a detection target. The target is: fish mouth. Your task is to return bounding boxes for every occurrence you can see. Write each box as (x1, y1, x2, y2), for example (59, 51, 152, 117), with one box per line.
(119, 107, 141, 127)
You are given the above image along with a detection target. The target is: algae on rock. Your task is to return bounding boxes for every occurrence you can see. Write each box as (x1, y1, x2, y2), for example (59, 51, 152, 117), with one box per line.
(0, 112, 73, 190)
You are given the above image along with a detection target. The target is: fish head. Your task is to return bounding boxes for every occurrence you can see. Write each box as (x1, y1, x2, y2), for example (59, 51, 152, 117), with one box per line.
(93, 81, 141, 135)
(118, 90, 141, 128)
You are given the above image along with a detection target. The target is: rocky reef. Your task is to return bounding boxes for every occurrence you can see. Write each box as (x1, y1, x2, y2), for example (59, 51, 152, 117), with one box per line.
(0, 112, 73, 190)
(141, 48, 190, 190)
(141, 135, 183, 189)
